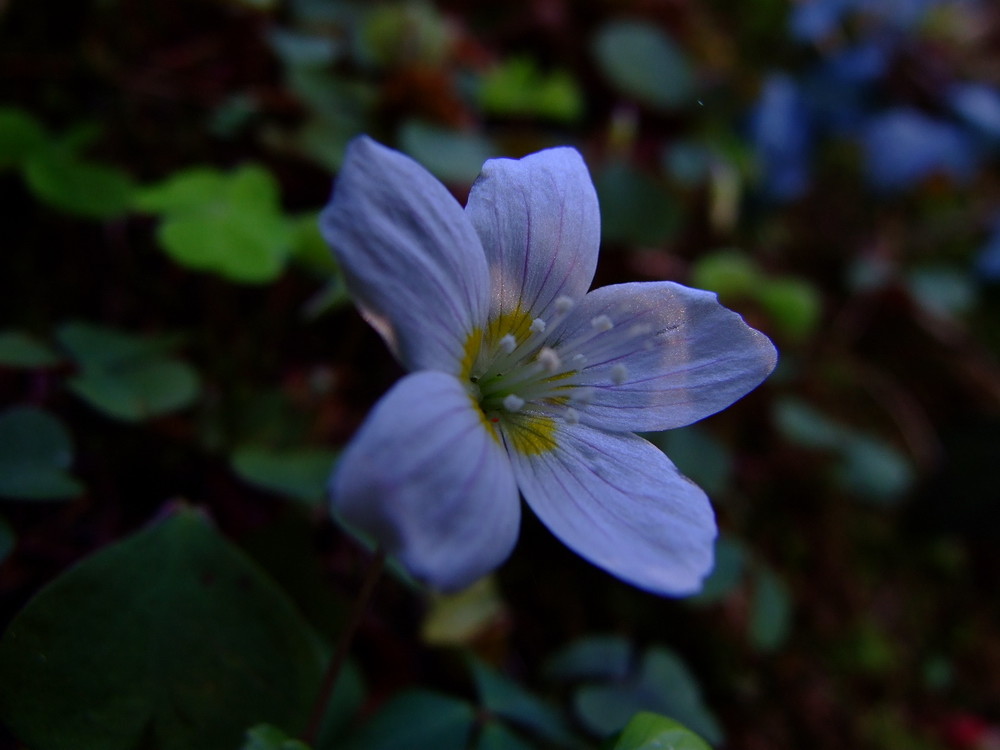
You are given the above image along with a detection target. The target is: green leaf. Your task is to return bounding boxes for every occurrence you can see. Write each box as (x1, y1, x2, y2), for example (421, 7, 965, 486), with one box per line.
(476, 721, 537, 750)
(836, 434, 914, 506)
(756, 278, 821, 342)
(773, 398, 844, 450)
(0, 506, 325, 750)
(467, 657, 575, 746)
(0, 107, 47, 168)
(23, 148, 135, 218)
(478, 56, 583, 123)
(544, 635, 632, 683)
(57, 321, 201, 422)
(231, 446, 338, 506)
(136, 165, 294, 283)
(0, 406, 83, 500)
(748, 567, 792, 652)
(906, 266, 976, 318)
(689, 250, 762, 299)
(596, 161, 680, 246)
(612, 712, 713, 750)
(289, 213, 340, 275)
(343, 690, 476, 750)
(0, 515, 14, 563)
(574, 648, 723, 745)
(0, 330, 62, 368)
(243, 724, 313, 750)
(398, 121, 498, 184)
(648, 426, 733, 496)
(592, 21, 694, 111)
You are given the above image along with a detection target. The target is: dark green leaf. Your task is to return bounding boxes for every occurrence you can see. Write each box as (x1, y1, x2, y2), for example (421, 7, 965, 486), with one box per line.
(689, 536, 746, 606)
(231, 446, 338, 506)
(0, 406, 83, 500)
(56, 321, 176, 369)
(478, 56, 583, 123)
(0, 330, 62, 368)
(748, 567, 792, 652)
(0, 506, 325, 750)
(476, 721, 537, 750)
(544, 635, 633, 682)
(398, 121, 497, 184)
(467, 657, 575, 746)
(592, 21, 694, 111)
(243, 724, 312, 750)
(68, 358, 201, 422)
(611, 712, 713, 750)
(0, 107, 48, 168)
(596, 161, 680, 246)
(23, 148, 135, 218)
(343, 690, 476, 750)
(649, 426, 733, 496)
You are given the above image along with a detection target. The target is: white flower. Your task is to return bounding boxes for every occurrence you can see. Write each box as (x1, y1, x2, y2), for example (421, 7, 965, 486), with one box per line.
(320, 136, 777, 595)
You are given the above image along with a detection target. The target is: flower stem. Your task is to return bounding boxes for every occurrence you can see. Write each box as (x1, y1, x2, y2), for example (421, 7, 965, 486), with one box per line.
(302, 547, 386, 746)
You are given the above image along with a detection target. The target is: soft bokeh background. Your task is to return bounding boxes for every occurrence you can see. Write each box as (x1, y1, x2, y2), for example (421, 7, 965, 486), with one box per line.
(2, 0, 1000, 748)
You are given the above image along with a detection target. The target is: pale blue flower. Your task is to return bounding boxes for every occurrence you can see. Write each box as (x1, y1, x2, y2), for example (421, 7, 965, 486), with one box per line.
(321, 137, 777, 595)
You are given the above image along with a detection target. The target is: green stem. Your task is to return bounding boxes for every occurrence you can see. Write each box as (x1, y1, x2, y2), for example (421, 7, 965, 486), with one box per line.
(302, 547, 386, 747)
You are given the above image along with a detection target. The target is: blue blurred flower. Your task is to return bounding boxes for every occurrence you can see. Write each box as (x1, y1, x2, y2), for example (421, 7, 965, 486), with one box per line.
(321, 137, 777, 594)
(750, 73, 814, 200)
(862, 108, 977, 190)
(948, 82, 1000, 140)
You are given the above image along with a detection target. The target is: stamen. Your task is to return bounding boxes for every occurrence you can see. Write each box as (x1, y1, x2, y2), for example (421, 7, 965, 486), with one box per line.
(591, 315, 613, 332)
(611, 364, 628, 385)
(530, 318, 547, 333)
(571, 387, 595, 404)
(563, 407, 580, 424)
(503, 394, 525, 412)
(537, 347, 561, 373)
(554, 296, 575, 314)
(628, 323, 652, 338)
(499, 333, 517, 353)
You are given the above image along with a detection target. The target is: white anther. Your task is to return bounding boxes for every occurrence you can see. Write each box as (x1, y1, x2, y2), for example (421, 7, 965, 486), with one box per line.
(563, 407, 580, 425)
(537, 347, 561, 373)
(502, 394, 525, 412)
(499, 333, 517, 353)
(628, 324, 652, 338)
(530, 318, 547, 333)
(611, 364, 628, 385)
(591, 315, 613, 332)
(554, 296, 575, 314)
(571, 387, 595, 404)
(572, 353, 587, 365)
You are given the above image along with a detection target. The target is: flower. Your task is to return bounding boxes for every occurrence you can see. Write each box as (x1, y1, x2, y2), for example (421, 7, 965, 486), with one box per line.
(321, 136, 777, 595)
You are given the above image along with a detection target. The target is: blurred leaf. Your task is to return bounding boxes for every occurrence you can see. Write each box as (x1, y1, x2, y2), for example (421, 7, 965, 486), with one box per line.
(476, 721, 536, 750)
(592, 21, 694, 111)
(0, 330, 62, 368)
(269, 28, 341, 67)
(748, 567, 792, 652)
(398, 121, 497, 183)
(690, 250, 762, 299)
(906, 266, 977, 318)
(544, 635, 632, 683)
(360, 2, 451, 68)
(479, 56, 583, 123)
(773, 397, 844, 450)
(611, 712, 713, 750)
(467, 657, 575, 746)
(836, 434, 914, 505)
(289, 213, 339, 276)
(574, 648, 723, 745)
(0, 406, 83, 501)
(756, 277, 822, 342)
(243, 724, 312, 750)
(23, 148, 135, 219)
(0, 506, 326, 750)
(343, 690, 475, 750)
(57, 320, 176, 369)
(136, 165, 294, 283)
(649, 426, 733, 496)
(422, 576, 506, 646)
(230, 446, 338, 506)
(69, 359, 201, 422)
(0, 107, 47, 168)
(596, 161, 680, 246)
(0, 516, 14, 563)
(689, 536, 746, 606)
(663, 142, 712, 187)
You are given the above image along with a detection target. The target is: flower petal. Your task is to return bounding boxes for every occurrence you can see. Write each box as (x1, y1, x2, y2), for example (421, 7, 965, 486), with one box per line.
(559, 282, 777, 431)
(465, 147, 600, 324)
(320, 136, 490, 373)
(332, 371, 520, 591)
(508, 423, 716, 595)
